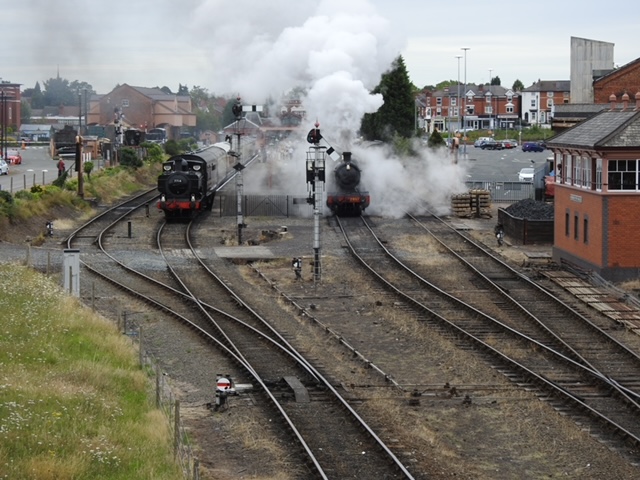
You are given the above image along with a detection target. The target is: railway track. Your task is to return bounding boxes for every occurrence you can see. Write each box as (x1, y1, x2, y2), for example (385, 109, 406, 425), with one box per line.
(334, 214, 640, 464)
(66, 194, 416, 479)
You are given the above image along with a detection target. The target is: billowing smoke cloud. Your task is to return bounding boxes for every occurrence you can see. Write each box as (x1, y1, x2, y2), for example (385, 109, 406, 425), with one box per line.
(191, 0, 397, 137)
(192, 0, 468, 214)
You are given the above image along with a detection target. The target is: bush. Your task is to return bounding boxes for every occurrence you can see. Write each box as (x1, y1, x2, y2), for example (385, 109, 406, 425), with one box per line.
(164, 139, 179, 156)
(15, 190, 36, 201)
(84, 161, 94, 177)
(141, 142, 164, 163)
(119, 147, 143, 168)
(0, 190, 14, 204)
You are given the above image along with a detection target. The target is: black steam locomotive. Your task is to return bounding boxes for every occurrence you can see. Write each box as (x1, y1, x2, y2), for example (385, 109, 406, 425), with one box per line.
(157, 144, 229, 219)
(326, 152, 370, 216)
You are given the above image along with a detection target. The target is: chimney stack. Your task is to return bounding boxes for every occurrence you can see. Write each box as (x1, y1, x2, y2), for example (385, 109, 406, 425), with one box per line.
(635, 92, 640, 111)
(622, 92, 630, 111)
(609, 93, 617, 110)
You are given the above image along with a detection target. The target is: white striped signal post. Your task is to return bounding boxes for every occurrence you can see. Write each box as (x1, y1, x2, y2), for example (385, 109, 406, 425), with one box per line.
(230, 98, 264, 245)
(306, 122, 333, 283)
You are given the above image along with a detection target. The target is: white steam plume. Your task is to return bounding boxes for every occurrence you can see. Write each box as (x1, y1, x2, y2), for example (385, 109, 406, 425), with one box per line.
(191, 0, 399, 138)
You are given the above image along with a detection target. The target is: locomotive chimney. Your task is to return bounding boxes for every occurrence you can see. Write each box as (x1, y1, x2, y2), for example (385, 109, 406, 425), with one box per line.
(343, 152, 352, 162)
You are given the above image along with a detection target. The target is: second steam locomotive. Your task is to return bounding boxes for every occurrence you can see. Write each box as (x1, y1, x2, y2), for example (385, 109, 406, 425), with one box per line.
(326, 152, 370, 216)
(157, 144, 229, 219)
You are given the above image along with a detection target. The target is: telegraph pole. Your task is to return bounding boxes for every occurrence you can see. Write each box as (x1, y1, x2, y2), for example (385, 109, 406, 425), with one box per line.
(76, 92, 84, 198)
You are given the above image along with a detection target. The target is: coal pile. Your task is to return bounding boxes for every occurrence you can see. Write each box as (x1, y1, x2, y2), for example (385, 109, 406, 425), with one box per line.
(504, 199, 554, 220)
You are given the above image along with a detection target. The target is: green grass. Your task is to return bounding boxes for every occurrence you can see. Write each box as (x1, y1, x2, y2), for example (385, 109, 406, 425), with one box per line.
(0, 265, 183, 480)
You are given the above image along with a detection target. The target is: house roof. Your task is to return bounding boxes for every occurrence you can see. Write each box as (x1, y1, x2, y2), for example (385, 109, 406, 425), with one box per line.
(594, 56, 640, 83)
(523, 80, 570, 92)
(19, 124, 53, 132)
(547, 109, 640, 149)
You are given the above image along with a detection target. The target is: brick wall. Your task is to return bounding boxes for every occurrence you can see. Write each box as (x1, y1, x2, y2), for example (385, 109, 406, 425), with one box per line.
(554, 187, 604, 266)
(606, 195, 640, 267)
(594, 61, 640, 104)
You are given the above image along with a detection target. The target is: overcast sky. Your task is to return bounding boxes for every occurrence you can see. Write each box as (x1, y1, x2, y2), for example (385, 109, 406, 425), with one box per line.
(2, 0, 636, 96)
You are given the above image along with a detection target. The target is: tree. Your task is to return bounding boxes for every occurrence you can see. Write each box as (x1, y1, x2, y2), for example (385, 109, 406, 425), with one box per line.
(360, 55, 415, 142)
(491, 76, 501, 86)
(435, 80, 458, 91)
(41, 77, 94, 107)
(512, 79, 525, 91)
(190, 86, 222, 132)
(21, 101, 32, 123)
(222, 98, 241, 127)
(43, 76, 76, 106)
(27, 82, 45, 109)
(427, 129, 446, 148)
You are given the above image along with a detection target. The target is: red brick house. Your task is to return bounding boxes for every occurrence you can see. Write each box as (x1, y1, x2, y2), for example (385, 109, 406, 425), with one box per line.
(423, 84, 521, 133)
(546, 92, 640, 281)
(87, 84, 195, 139)
(0, 82, 22, 131)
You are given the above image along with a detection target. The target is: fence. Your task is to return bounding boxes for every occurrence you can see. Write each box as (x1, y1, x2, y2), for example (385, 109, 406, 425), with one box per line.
(215, 193, 313, 217)
(120, 320, 202, 480)
(465, 180, 537, 203)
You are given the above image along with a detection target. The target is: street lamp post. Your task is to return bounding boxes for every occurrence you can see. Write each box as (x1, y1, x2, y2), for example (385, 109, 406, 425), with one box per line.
(461, 47, 470, 154)
(455, 55, 462, 133)
(488, 68, 493, 130)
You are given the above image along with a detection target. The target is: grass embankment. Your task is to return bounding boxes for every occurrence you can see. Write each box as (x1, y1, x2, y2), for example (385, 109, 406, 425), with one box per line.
(0, 264, 183, 480)
(0, 159, 162, 244)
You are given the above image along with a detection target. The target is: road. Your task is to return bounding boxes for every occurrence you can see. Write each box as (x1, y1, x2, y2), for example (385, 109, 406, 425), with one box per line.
(0, 145, 62, 194)
(0, 142, 553, 195)
(457, 143, 552, 183)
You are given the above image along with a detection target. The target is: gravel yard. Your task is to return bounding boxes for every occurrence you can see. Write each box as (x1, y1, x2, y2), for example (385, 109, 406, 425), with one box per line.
(3, 206, 640, 479)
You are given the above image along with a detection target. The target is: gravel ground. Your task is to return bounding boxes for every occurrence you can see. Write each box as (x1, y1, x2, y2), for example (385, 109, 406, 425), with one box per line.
(3, 206, 640, 479)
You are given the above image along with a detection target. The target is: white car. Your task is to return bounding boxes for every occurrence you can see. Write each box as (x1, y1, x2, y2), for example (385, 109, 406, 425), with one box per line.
(0, 158, 8, 175)
(518, 167, 535, 182)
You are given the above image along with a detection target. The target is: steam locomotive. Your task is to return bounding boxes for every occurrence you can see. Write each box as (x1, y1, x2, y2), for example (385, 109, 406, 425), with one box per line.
(157, 144, 229, 219)
(326, 152, 370, 216)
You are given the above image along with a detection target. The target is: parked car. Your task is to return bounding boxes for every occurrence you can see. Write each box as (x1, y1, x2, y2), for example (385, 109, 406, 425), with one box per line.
(518, 167, 535, 182)
(501, 139, 517, 149)
(480, 139, 503, 150)
(474, 137, 492, 147)
(0, 158, 8, 175)
(6, 149, 22, 165)
(522, 141, 545, 152)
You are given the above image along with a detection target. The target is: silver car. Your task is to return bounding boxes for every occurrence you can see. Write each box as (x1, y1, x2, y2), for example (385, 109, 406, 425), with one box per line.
(518, 167, 534, 182)
(0, 158, 8, 175)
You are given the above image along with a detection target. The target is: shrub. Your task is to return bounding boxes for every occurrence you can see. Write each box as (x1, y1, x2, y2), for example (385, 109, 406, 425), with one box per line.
(84, 161, 94, 177)
(0, 190, 13, 204)
(119, 147, 143, 169)
(141, 142, 164, 163)
(164, 139, 180, 156)
(15, 190, 36, 201)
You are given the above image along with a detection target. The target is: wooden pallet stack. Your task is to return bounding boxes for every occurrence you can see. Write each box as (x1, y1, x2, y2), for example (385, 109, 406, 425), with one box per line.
(451, 189, 492, 218)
